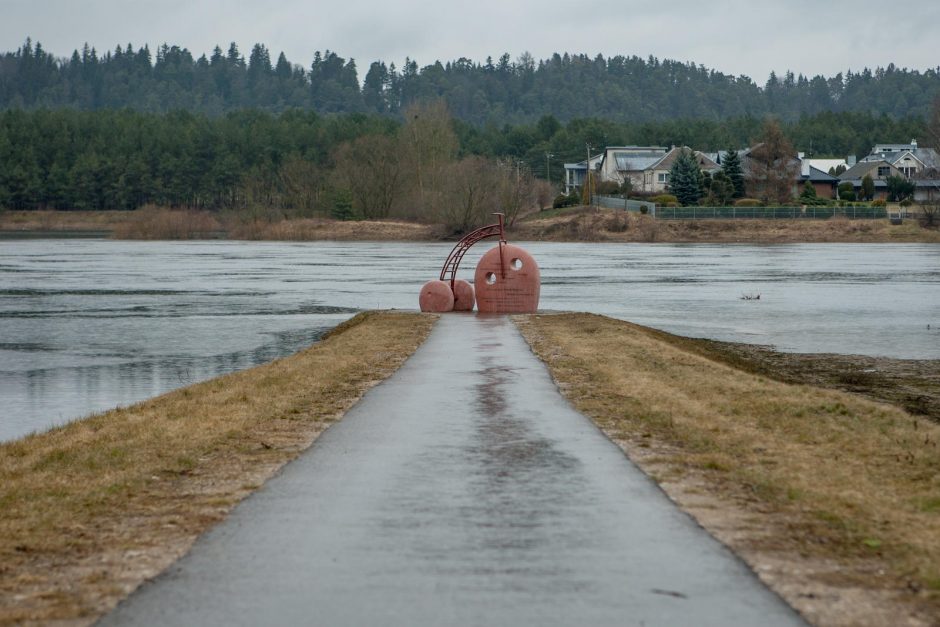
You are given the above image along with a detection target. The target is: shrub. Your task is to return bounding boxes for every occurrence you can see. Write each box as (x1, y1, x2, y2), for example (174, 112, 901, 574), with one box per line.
(734, 198, 762, 207)
(900, 198, 913, 207)
(871, 199, 886, 207)
(650, 194, 678, 206)
(552, 193, 580, 209)
(595, 181, 622, 196)
(840, 190, 856, 201)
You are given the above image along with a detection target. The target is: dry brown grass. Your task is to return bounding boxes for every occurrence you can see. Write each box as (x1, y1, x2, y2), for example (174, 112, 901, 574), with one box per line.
(512, 207, 940, 243)
(0, 311, 435, 626)
(110, 205, 223, 239)
(516, 313, 940, 627)
(6, 206, 939, 243)
(0, 210, 133, 233)
(226, 216, 444, 241)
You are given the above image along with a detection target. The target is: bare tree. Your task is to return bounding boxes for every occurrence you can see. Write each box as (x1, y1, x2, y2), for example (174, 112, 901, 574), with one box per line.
(333, 135, 404, 219)
(926, 97, 940, 153)
(440, 156, 498, 233)
(496, 159, 538, 226)
(277, 156, 327, 217)
(399, 99, 459, 219)
(746, 119, 799, 204)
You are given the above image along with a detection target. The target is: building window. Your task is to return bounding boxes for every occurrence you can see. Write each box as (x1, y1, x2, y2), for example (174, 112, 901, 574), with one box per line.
(658, 172, 669, 183)
(877, 166, 890, 177)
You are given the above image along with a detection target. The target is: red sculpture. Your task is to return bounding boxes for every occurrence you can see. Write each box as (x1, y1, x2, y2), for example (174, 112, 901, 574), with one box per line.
(419, 213, 540, 314)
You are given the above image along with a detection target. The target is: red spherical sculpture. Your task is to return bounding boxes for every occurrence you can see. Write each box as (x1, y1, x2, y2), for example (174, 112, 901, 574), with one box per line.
(452, 279, 475, 311)
(418, 280, 454, 313)
(473, 243, 540, 314)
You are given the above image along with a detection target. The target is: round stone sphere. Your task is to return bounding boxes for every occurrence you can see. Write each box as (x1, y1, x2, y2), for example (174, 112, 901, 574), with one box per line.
(418, 280, 454, 313)
(474, 243, 540, 313)
(452, 279, 476, 311)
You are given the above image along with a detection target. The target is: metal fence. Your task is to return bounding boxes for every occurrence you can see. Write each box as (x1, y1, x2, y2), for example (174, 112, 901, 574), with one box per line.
(594, 195, 656, 213)
(653, 206, 888, 220)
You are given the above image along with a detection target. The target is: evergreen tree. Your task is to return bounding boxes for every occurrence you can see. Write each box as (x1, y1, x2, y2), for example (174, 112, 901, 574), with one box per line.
(668, 149, 703, 206)
(799, 181, 817, 200)
(331, 188, 355, 220)
(721, 147, 745, 198)
(705, 170, 734, 205)
(861, 174, 875, 201)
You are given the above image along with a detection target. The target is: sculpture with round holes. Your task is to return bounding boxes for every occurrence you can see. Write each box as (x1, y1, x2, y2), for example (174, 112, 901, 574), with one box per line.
(419, 213, 540, 314)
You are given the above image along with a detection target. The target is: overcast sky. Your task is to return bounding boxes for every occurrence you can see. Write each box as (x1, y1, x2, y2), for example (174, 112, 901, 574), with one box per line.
(3, 0, 938, 82)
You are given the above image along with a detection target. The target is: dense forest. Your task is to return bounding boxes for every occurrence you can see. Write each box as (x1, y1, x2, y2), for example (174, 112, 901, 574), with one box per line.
(0, 106, 927, 217)
(2, 38, 939, 123)
(1, 38, 938, 222)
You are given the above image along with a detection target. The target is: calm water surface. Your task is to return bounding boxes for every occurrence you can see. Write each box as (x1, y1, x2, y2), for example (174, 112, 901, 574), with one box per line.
(1, 239, 938, 441)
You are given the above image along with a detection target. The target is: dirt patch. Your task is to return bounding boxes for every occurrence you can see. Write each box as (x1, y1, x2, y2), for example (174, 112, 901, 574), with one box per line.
(515, 313, 940, 627)
(0, 311, 436, 626)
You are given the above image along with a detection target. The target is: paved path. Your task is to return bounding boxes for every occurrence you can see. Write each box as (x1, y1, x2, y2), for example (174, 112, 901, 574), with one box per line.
(102, 315, 805, 626)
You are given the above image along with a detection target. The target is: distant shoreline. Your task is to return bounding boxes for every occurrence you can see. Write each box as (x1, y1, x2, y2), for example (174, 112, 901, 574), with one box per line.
(1, 208, 938, 244)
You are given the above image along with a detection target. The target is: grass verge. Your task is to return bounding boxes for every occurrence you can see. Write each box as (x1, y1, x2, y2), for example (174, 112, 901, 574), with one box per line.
(4, 208, 939, 243)
(0, 311, 435, 625)
(515, 313, 940, 627)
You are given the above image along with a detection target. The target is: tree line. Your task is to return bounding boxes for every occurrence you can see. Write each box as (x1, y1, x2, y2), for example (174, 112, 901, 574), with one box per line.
(2, 38, 939, 124)
(1, 104, 934, 224)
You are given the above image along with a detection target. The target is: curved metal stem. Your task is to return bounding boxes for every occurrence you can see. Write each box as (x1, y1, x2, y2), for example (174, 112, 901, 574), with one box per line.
(439, 213, 506, 288)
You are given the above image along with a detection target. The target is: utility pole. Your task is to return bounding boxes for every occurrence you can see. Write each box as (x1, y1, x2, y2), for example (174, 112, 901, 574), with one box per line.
(585, 143, 593, 207)
(545, 152, 554, 186)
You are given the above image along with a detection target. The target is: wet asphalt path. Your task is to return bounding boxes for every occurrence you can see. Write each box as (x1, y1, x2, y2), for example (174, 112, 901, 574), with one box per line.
(101, 314, 805, 626)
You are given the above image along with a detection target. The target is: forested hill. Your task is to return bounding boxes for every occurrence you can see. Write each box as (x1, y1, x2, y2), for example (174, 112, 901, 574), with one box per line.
(2, 39, 939, 123)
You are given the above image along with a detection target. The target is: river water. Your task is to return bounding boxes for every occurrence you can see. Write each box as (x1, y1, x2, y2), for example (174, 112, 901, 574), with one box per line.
(1, 239, 938, 441)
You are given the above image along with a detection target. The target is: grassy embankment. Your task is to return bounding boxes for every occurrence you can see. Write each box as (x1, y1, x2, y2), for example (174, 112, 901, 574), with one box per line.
(516, 313, 940, 627)
(2, 206, 939, 243)
(511, 205, 940, 243)
(0, 311, 435, 626)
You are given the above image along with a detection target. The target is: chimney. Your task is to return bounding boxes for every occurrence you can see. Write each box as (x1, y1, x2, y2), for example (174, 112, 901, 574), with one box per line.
(801, 159, 810, 177)
(847, 155, 857, 166)
(912, 138, 918, 150)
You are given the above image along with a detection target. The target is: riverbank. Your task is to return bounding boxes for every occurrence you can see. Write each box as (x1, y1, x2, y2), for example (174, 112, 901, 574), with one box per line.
(2, 207, 938, 243)
(516, 313, 940, 626)
(0, 311, 435, 625)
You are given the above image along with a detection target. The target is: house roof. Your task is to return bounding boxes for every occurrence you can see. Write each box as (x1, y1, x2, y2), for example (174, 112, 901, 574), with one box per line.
(838, 160, 895, 181)
(806, 158, 847, 173)
(612, 151, 666, 171)
(564, 153, 604, 170)
(598, 146, 668, 172)
(861, 147, 940, 169)
(648, 147, 719, 172)
(800, 166, 839, 182)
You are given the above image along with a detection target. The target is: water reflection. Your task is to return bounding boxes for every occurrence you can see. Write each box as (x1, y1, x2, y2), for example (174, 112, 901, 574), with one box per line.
(0, 239, 938, 441)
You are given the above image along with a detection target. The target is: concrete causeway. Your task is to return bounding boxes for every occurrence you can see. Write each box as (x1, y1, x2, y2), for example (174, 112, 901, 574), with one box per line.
(101, 314, 805, 626)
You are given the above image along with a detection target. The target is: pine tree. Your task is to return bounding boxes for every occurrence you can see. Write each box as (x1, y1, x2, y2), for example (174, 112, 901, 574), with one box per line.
(331, 189, 355, 220)
(721, 147, 745, 198)
(668, 149, 703, 206)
